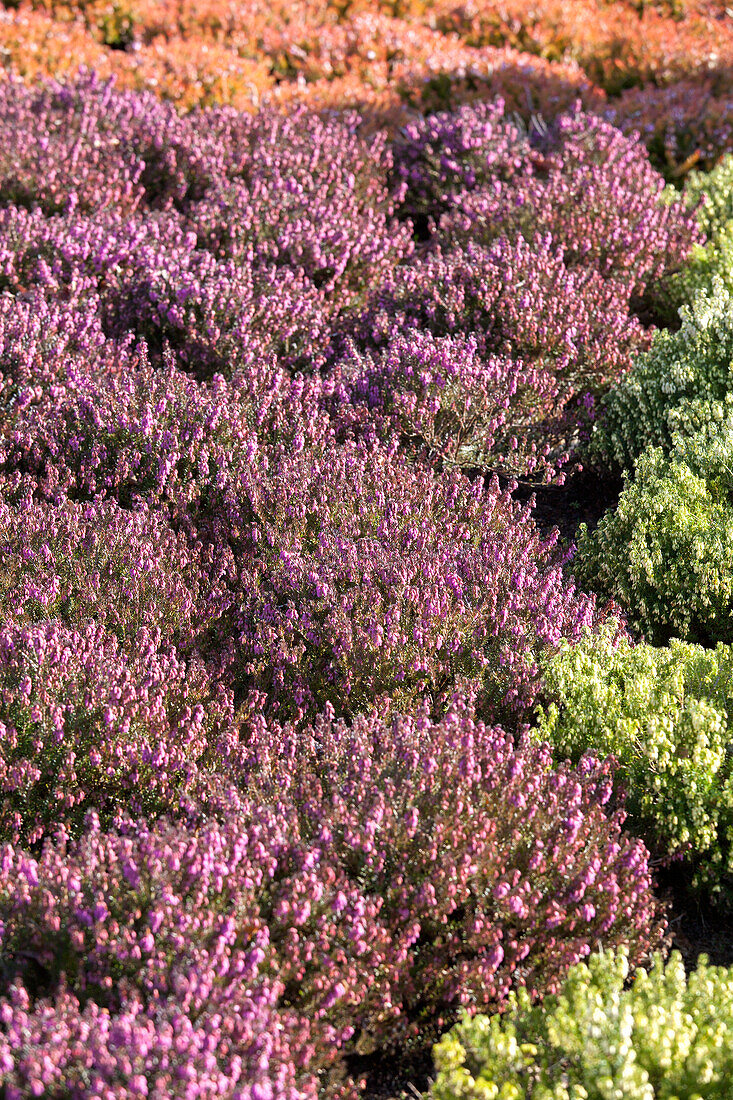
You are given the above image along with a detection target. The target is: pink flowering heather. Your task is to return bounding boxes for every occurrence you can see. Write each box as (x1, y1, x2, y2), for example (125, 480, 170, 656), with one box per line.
(0, 815, 322, 1100)
(0, 208, 331, 377)
(391, 98, 531, 224)
(0, 497, 229, 658)
(0, 312, 604, 727)
(344, 235, 650, 477)
(439, 112, 702, 299)
(227, 436, 602, 725)
(334, 330, 535, 475)
(190, 107, 413, 315)
(0, 71, 238, 217)
(106, 243, 331, 377)
(0, 340, 334, 519)
(0, 700, 664, 1095)
(608, 79, 733, 176)
(0, 618, 234, 845)
(0, 288, 109, 390)
(0, 76, 411, 333)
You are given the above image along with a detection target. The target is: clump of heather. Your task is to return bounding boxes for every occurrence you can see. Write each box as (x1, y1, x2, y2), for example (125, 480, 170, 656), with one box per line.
(0, 318, 603, 724)
(0, 497, 228, 656)
(104, 240, 332, 377)
(191, 107, 413, 315)
(0, 699, 664, 1095)
(0, 204, 332, 377)
(344, 235, 649, 477)
(0, 618, 234, 845)
(394, 102, 699, 301)
(391, 98, 531, 222)
(334, 330, 529, 474)
(236, 699, 664, 1048)
(0, 343, 332, 518)
(4, 208, 333, 377)
(0, 813, 323, 1100)
(0, 71, 227, 216)
(228, 437, 602, 725)
(0, 76, 411, 333)
(0, 287, 110, 391)
(439, 112, 701, 299)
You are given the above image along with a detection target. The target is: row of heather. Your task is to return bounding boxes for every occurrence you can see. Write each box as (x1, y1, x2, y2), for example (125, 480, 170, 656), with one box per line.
(0, 65, 731, 1098)
(4, 1, 733, 178)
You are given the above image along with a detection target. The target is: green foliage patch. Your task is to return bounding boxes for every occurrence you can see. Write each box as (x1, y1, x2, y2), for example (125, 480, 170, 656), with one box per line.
(575, 421, 733, 646)
(429, 950, 733, 1100)
(536, 624, 733, 895)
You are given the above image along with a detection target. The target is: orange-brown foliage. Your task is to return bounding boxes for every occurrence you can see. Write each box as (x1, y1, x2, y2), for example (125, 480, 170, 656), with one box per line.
(1, 0, 732, 169)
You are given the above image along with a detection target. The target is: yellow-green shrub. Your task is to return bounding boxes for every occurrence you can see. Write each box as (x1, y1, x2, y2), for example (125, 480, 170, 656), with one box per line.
(536, 624, 733, 895)
(589, 279, 733, 471)
(575, 421, 733, 646)
(429, 950, 733, 1100)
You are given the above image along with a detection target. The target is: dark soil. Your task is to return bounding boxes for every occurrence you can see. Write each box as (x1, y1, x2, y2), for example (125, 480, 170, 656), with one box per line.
(658, 865, 733, 971)
(516, 460, 624, 549)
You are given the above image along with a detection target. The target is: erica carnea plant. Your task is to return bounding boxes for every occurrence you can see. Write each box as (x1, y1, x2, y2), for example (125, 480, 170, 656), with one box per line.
(0, 698, 664, 1096)
(0, 618, 234, 845)
(439, 111, 700, 298)
(227, 437, 603, 724)
(346, 233, 649, 479)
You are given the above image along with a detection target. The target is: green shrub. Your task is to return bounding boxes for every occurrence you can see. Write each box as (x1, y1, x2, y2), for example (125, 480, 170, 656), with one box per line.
(663, 157, 733, 307)
(589, 279, 733, 472)
(535, 624, 733, 894)
(575, 421, 733, 646)
(429, 949, 733, 1100)
(668, 220, 733, 307)
(684, 155, 733, 238)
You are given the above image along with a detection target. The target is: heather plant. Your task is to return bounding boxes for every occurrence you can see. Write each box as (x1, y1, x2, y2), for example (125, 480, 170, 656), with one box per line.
(0, 71, 228, 215)
(590, 278, 733, 471)
(431, 0, 733, 95)
(349, 235, 650, 476)
(0, 497, 228, 656)
(429, 950, 733, 1100)
(228, 437, 602, 724)
(390, 98, 531, 222)
(439, 112, 701, 301)
(575, 422, 733, 646)
(0, 701, 664, 1094)
(0, 205, 332, 376)
(0, 325, 603, 725)
(536, 625, 733, 895)
(0, 618, 233, 845)
(104, 242, 331, 376)
(0, 78, 412, 326)
(234, 700, 664, 1049)
(334, 330, 554, 479)
(609, 79, 733, 176)
(0, 343, 334, 519)
(0, 202, 171, 305)
(191, 107, 413, 313)
(0, 73, 144, 216)
(0, 813, 328, 1100)
(0, 287, 108, 388)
